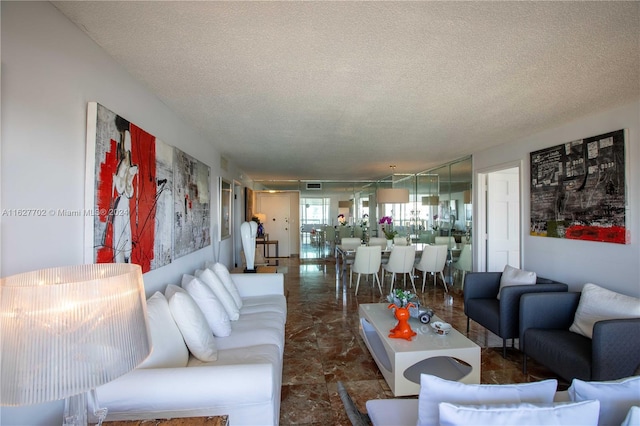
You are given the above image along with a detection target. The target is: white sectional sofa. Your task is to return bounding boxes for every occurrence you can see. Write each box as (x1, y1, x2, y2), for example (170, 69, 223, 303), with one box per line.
(90, 263, 287, 426)
(363, 374, 640, 426)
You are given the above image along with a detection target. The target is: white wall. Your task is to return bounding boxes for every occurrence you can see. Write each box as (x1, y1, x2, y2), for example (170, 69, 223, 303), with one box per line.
(1, 4, 241, 422)
(474, 101, 640, 296)
(1, 1, 242, 289)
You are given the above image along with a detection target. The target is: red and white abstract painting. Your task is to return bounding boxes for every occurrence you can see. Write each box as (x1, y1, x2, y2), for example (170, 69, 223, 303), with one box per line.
(86, 103, 210, 272)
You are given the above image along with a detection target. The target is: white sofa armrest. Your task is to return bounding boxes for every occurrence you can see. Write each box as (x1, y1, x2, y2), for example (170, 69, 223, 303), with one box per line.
(231, 273, 284, 297)
(95, 363, 275, 420)
(366, 399, 418, 426)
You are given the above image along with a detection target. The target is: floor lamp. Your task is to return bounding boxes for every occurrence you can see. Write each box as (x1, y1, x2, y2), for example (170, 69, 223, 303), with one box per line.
(0, 263, 151, 425)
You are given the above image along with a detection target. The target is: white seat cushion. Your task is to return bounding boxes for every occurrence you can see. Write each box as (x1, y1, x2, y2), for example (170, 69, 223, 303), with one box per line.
(240, 294, 287, 318)
(186, 343, 281, 372)
(236, 311, 284, 329)
(216, 321, 284, 354)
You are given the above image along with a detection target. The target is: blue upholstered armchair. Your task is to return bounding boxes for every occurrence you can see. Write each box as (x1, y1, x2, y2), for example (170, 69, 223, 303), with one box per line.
(519, 292, 640, 381)
(463, 272, 568, 358)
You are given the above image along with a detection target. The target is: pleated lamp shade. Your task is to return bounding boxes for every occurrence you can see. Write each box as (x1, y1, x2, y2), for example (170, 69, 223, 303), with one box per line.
(422, 195, 440, 206)
(464, 190, 472, 204)
(0, 263, 151, 406)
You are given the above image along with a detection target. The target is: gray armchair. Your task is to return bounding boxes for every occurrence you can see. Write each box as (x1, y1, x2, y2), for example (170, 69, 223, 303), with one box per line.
(520, 292, 640, 381)
(463, 272, 568, 357)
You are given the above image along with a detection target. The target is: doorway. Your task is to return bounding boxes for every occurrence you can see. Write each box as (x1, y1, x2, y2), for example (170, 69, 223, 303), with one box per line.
(477, 163, 522, 272)
(257, 193, 293, 257)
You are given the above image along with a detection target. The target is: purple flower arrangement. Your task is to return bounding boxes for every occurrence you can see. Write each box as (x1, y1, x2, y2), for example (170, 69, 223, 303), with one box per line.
(378, 216, 397, 239)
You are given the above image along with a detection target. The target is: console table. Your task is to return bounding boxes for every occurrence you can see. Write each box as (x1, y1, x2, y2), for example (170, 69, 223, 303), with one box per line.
(359, 303, 480, 396)
(256, 237, 279, 258)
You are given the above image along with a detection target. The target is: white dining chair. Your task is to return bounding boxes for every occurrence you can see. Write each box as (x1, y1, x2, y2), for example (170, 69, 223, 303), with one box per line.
(368, 237, 387, 249)
(393, 236, 408, 246)
(367, 237, 389, 282)
(414, 244, 449, 292)
(382, 245, 417, 294)
(339, 238, 361, 277)
(341, 237, 361, 249)
(338, 226, 352, 242)
(350, 245, 383, 295)
(324, 226, 336, 253)
(435, 236, 455, 249)
(353, 226, 363, 240)
(452, 243, 472, 289)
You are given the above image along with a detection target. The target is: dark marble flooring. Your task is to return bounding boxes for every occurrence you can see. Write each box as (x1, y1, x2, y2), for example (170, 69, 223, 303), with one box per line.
(277, 245, 565, 425)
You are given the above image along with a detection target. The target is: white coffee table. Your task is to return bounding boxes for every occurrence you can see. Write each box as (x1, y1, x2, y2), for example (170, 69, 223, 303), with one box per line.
(359, 303, 480, 396)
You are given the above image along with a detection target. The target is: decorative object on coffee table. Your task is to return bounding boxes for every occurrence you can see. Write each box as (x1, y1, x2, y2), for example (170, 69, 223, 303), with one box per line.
(387, 289, 418, 308)
(387, 289, 434, 324)
(388, 302, 417, 341)
(431, 321, 452, 335)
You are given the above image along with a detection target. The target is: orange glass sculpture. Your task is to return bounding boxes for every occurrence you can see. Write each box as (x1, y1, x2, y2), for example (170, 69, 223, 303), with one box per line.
(388, 302, 417, 341)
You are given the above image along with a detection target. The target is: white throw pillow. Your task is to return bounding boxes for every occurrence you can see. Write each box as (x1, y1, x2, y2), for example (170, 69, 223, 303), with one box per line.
(438, 400, 600, 426)
(196, 268, 240, 320)
(621, 406, 640, 426)
(165, 283, 187, 300)
(137, 292, 189, 369)
(211, 263, 243, 308)
(568, 376, 640, 426)
(569, 283, 640, 339)
(417, 374, 557, 426)
(166, 290, 218, 362)
(497, 264, 537, 300)
(182, 275, 231, 337)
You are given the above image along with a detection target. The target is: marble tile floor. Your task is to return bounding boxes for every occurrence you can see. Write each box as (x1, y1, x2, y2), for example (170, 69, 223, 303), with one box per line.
(276, 255, 566, 426)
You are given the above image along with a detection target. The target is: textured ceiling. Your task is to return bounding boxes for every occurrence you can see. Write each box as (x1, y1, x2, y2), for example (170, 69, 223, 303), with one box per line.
(53, 1, 639, 184)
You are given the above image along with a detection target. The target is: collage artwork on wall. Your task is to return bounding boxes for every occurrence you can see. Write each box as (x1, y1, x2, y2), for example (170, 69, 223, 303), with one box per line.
(85, 102, 211, 273)
(530, 129, 627, 244)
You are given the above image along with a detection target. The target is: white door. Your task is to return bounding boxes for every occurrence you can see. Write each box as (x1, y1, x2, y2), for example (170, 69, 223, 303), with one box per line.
(259, 194, 291, 257)
(486, 167, 520, 271)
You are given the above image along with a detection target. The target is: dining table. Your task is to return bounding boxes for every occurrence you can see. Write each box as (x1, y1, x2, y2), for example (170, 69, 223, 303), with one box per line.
(335, 242, 429, 274)
(335, 242, 462, 284)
